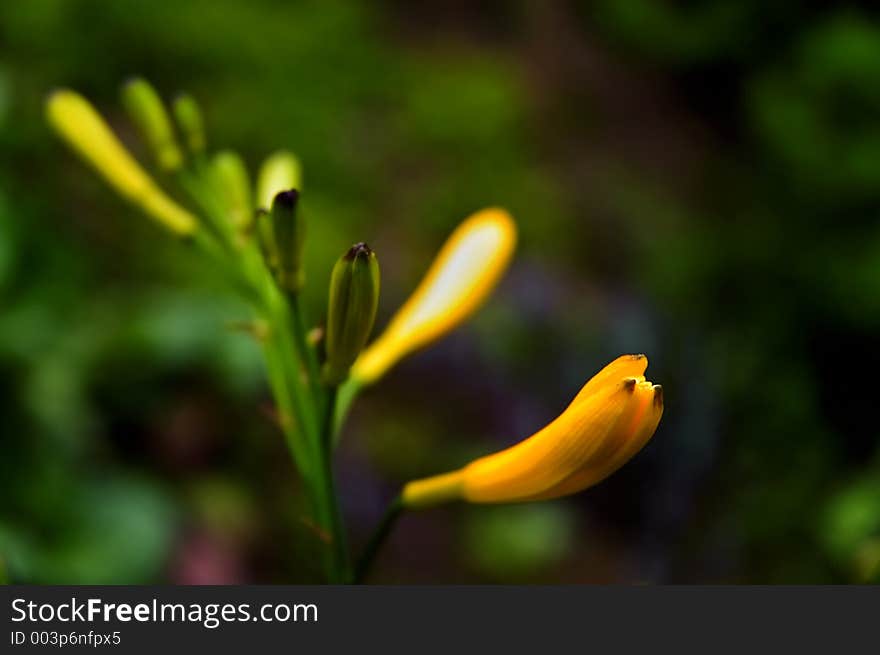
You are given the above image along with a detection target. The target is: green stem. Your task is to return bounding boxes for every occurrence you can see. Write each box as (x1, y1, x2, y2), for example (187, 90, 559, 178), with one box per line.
(176, 168, 235, 251)
(354, 495, 404, 584)
(318, 386, 351, 582)
(260, 334, 314, 485)
(288, 294, 323, 408)
(180, 163, 348, 583)
(332, 376, 362, 446)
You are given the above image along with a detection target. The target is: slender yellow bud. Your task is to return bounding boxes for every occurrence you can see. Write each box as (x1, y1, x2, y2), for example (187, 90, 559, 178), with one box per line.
(324, 244, 381, 385)
(172, 93, 206, 155)
(45, 89, 197, 235)
(352, 208, 516, 385)
(401, 355, 664, 509)
(256, 151, 302, 211)
(213, 150, 252, 230)
(121, 78, 183, 172)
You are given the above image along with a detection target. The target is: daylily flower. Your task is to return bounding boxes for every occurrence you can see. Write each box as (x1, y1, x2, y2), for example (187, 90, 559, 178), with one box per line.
(401, 354, 663, 508)
(45, 90, 197, 236)
(351, 207, 516, 385)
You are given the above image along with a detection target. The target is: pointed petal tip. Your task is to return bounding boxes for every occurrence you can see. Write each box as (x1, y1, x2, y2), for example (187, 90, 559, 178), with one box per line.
(344, 241, 373, 260)
(468, 206, 517, 239)
(45, 88, 76, 113)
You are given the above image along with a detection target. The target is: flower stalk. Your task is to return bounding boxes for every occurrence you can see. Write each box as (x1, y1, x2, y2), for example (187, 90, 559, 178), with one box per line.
(46, 78, 664, 585)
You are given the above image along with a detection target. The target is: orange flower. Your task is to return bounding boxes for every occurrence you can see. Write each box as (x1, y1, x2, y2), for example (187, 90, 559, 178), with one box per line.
(402, 355, 663, 508)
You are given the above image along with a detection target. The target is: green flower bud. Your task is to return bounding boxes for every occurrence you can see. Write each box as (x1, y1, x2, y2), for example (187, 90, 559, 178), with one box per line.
(172, 94, 206, 155)
(121, 77, 183, 172)
(213, 150, 252, 230)
(323, 243, 380, 385)
(255, 208, 277, 272)
(266, 189, 306, 293)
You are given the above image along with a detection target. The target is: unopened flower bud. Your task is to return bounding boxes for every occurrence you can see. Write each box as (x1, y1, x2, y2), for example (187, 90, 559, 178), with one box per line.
(401, 355, 664, 509)
(352, 208, 515, 385)
(121, 78, 182, 172)
(255, 208, 276, 270)
(257, 190, 306, 293)
(323, 243, 380, 385)
(213, 150, 252, 230)
(256, 151, 302, 210)
(46, 89, 196, 235)
(172, 94, 206, 155)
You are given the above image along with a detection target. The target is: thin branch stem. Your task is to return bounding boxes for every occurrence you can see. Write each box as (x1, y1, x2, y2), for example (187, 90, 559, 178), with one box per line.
(318, 386, 351, 582)
(354, 495, 404, 584)
(288, 294, 323, 409)
(332, 376, 361, 447)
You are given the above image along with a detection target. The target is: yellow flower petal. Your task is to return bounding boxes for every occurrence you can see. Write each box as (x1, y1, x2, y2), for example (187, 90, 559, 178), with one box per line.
(46, 90, 197, 235)
(401, 355, 663, 509)
(352, 207, 516, 385)
(566, 353, 647, 409)
(256, 151, 302, 211)
(523, 382, 662, 502)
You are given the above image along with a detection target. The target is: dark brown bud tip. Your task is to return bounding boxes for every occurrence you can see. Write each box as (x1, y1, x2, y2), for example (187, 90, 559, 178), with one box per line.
(628, 353, 646, 361)
(344, 242, 373, 261)
(623, 378, 638, 392)
(273, 189, 299, 209)
(652, 385, 663, 407)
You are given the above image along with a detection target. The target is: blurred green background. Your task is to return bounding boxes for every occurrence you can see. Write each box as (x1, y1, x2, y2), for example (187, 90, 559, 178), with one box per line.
(2, 0, 880, 584)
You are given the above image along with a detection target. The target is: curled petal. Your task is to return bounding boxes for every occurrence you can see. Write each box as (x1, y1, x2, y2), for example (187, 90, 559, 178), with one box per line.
(352, 207, 516, 385)
(45, 90, 197, 235)
(567, 353, 647, 409)
(521, 382, 663, 502)
(401, 355, 664, 508)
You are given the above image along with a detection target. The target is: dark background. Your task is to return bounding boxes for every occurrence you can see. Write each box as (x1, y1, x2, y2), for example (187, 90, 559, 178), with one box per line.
(1, 0, 879, 583)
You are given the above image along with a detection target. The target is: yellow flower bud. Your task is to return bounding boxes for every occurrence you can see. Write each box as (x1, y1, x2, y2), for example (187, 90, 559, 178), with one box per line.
(121, 78, 183, 172)
(324, 244, 381, 385)
(401, 354, 663, 509)
(351, 207, 516, 385)
(256, 151, 302, 211)
(212, 150, 252, 230)
(172, 93, 206, 155)
(45, 90, 197, 235)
